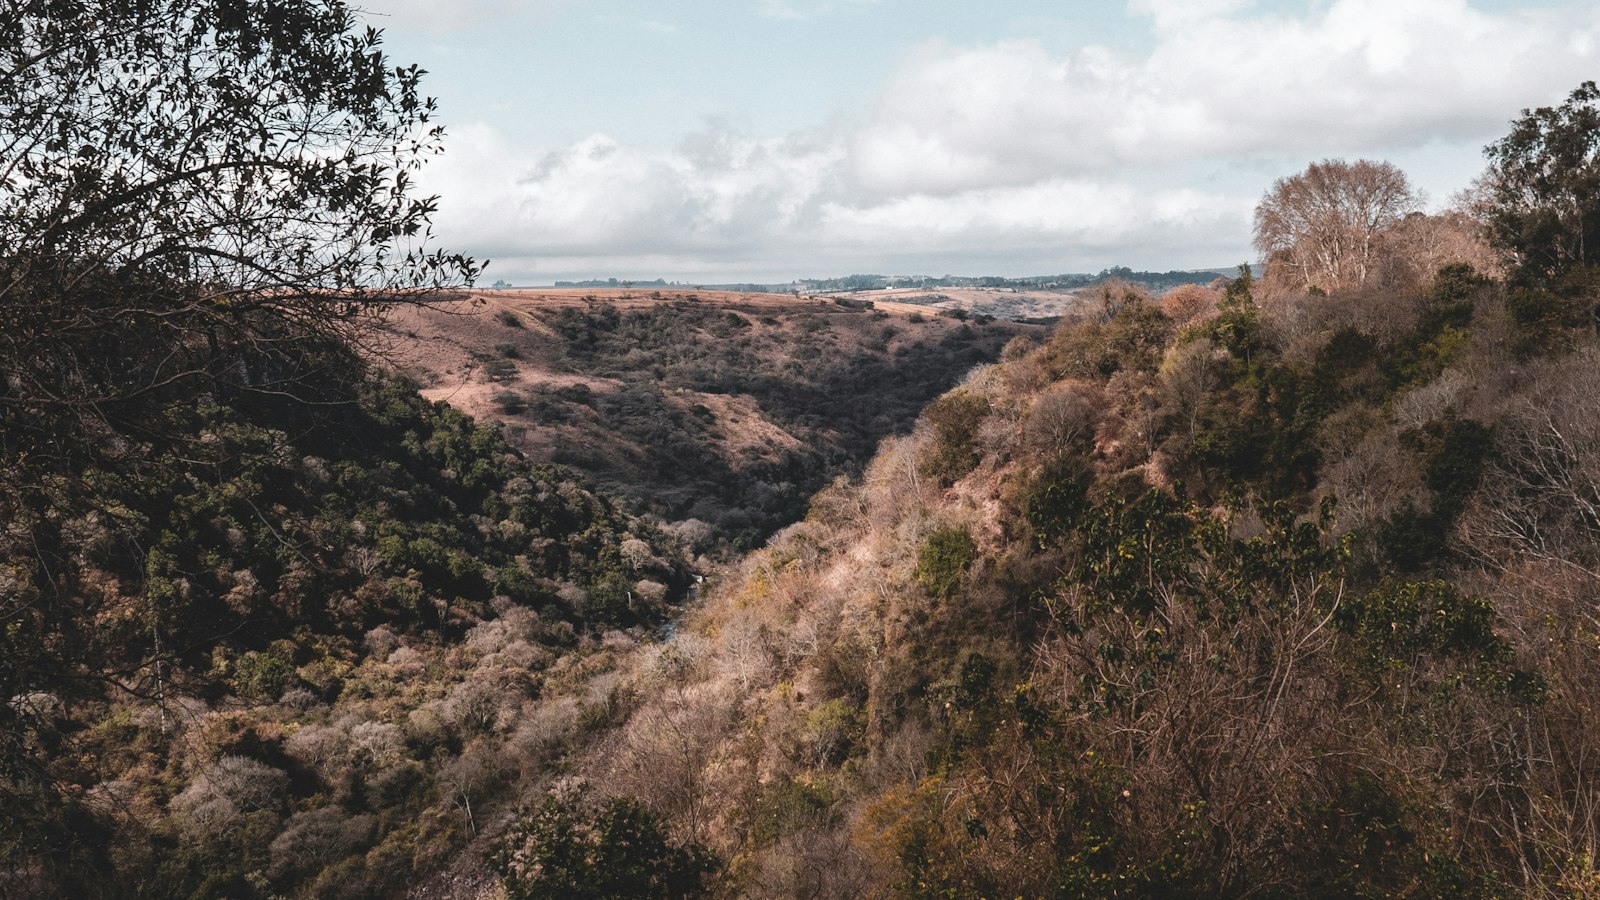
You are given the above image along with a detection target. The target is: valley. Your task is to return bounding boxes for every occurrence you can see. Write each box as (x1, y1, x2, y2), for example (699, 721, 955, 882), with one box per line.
(8, 4, 1600, 898)
(378, 289, 1035, 549)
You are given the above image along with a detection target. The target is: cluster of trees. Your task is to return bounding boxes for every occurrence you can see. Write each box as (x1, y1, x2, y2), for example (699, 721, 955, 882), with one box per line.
(0, 356, 693, 895)
(0, 1, 692, 895)
(1257, 81, 1600, 299)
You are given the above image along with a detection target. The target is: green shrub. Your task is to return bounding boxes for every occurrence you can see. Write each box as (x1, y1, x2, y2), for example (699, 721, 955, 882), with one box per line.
(1508, 286, 1588, 353)
(490, 391, 526, 415)
(921, 391, 990, 486)
(229, 650, 296, 701)
(1339, 581, 1504, 671)
(1023, 455, 1092, 547)
(917, 527, 977, 599)
(800, 699, 866, 766)
(751, 780, 834, 847)
(489, 789, 718, 899)
(482, 358, 518, 382)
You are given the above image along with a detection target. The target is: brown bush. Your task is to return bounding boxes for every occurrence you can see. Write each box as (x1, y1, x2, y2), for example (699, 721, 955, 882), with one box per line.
(1160, 284, 1219, 326)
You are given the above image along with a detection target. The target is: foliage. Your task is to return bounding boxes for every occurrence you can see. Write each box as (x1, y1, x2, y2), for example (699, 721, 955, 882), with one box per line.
(916, 527, 977, 600)
(1506, 285, 1592, 353)
(1377, 415, 1493, 570)
(0, 357, 686, 888)
(489, 788, 718, 899)
(1, 5, 482, 877)
(0, 0, 478, 481)
(1022, 454, 1093, 547)
(1255, 159, 1419, 291)
(1338, 581, 1511, 676)
(1481, 81, 1600, 285)
(1043, 296, 1172, 379)
(919, 391, 991, 486)
(17, 49, 1600, 900)
(523, 299, 1019, 545)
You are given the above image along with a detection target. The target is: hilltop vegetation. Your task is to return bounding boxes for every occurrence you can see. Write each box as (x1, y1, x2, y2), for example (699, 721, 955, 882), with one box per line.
(2, 340, 694, 897)
(0, 2, 680, 895)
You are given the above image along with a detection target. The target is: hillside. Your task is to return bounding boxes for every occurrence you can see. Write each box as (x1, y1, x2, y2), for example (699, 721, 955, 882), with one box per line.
(812, 285, 1090, 321)
(496, 265, 1600, 897)
(378, 289, 1034, 549)
(0, 339, 701, 897)
(10, 5, 1600, 895)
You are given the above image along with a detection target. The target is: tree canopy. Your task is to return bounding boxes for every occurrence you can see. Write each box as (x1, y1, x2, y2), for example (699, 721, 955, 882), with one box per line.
(1480, 80, 1600, 286)
(0, 0, 479, 876)
(0, 0, 479, 474)
(1254, 158, 1418, 293)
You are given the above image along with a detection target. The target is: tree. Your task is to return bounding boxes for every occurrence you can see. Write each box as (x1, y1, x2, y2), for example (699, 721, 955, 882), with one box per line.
(1478, 81, 1600, 286)
(1159, 282, 1219, 325)
(0, 0, 475, 871)
(1254, 159, 1418, 292)
(0, 0, 480, 472)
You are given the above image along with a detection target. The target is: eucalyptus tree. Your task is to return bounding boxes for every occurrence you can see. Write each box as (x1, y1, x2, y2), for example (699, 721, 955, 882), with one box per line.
(1480, 81, 1600, 287)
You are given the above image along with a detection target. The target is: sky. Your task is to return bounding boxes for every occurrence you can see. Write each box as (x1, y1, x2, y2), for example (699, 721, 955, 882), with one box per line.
(358, 0, 1600, 284)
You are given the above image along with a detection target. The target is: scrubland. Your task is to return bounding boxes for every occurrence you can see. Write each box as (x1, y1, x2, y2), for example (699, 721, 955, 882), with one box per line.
(523, 257, 1600, 897)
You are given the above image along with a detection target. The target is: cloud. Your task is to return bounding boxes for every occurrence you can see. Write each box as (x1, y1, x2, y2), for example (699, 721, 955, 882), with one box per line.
(855, 0, 1600, 196)
(414, 0, 1600, 280)
(422, 123, 1249, 279)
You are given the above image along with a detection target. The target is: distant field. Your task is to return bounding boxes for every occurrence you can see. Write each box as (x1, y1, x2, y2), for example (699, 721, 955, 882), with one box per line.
(813, 285, 1089, 320)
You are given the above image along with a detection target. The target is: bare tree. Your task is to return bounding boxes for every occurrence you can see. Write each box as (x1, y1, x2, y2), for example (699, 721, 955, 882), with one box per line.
(1254, 159, 1419, 292)
(1378, 210, 1503, 286)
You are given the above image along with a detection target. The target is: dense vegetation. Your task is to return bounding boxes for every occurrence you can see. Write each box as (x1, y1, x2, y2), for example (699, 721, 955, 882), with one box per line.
(0, 2, 682, 895)
(9, 0, 1600, 894)
(526, 256, 1600, 896)
(489, 91, 1600, 897)
(2, 347, 691, 896)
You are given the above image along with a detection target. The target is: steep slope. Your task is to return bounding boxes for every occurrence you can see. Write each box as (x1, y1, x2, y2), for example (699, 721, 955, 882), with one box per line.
(0, 342, 693, 898)
(504, 269, 1600, 897)
(378, 289, 1034, 548)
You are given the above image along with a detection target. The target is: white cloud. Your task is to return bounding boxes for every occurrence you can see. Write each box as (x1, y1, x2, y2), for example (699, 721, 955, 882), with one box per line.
(422, 122, 1250, 279)
(414, 0, 1600, 281)
(856, 0, 1600, 196)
